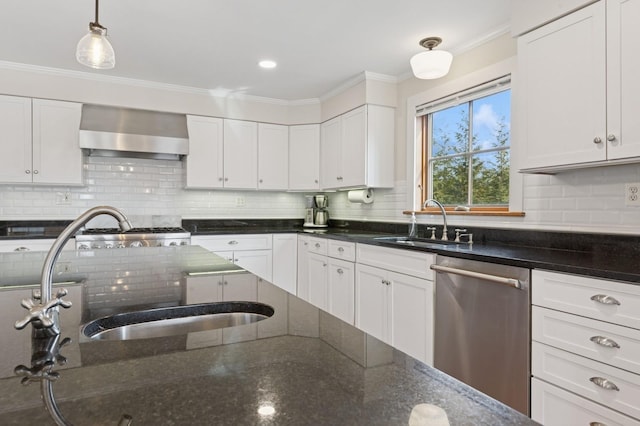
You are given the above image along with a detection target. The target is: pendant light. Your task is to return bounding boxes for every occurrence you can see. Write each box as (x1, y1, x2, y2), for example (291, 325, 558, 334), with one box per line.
(410, 37, 452, 80)
(76, 0, 115, 69)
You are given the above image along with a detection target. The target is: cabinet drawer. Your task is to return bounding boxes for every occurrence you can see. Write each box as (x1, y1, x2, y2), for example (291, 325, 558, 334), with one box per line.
(356, 244, 434, 280)
(533, 306, 640, 374)
(306, 236, 328, 256)
(532, 377, 640, 426)
(532, 341, 640, 420)
(192, 234, 273, 251)
(532, 270, 640, 330)
(327, 240, 355, 262)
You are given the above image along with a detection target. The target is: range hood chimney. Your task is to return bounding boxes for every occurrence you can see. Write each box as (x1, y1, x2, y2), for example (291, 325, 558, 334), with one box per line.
(79, 105, 189, 160)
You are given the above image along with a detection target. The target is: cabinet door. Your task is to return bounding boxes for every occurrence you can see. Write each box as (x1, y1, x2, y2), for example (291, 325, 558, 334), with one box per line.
(606, 0, 640, 160)
(390, 271, 434, 365)
(297, 236, 310, 301)
(340, 106, 367, 188)
(32, 99, 83, 185)
(328, 258, 355, 325)
(289, 124, 320, 190)
(0, 95, 32, 183)
(234, 249, 273, 282)
(257, 123, 288, 190)
(223, 119, 258, 189)
(185, 115, 224, 188)
(518, 2, 607, 169)
(307, 253, 328, 311)
(320, 116, 341, 189)
(272, 234, 297, 294)
(355, 263, 389, 344)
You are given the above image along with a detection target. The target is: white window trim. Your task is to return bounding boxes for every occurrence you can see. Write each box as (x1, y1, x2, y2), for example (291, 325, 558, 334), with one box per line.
(405, 57, 522, 213)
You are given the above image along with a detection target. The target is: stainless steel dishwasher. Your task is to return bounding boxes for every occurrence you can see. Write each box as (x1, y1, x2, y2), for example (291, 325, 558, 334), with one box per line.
(431, 255, 530, 415)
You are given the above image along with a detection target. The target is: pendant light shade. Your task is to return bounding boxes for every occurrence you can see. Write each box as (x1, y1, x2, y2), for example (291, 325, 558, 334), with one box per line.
(410, 37, 452, 80)
(76, 0, 115, 70)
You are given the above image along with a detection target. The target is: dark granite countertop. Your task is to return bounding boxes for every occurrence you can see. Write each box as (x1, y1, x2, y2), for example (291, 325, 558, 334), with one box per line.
(185, 219, 640, 285)
(0, 246, 536, 425)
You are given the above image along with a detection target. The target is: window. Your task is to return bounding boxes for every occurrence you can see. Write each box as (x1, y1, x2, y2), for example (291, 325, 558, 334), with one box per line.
(419, 77, 511, 210)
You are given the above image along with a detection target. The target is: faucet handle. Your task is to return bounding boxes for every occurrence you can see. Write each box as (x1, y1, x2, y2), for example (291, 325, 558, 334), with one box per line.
(426, 227, 436, 240)
(14, 364, 60, 385)
(454, 228, 467, 242)
(14, 290, 72, 331)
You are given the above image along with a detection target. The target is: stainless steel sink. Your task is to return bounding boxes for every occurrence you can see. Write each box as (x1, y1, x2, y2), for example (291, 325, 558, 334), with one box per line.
(81, 301, 274, 341)
(373, 236, 471, 250)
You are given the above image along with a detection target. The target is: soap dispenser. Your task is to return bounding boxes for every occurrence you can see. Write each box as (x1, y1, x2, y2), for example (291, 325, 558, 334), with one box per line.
(408, 212, 417, 238)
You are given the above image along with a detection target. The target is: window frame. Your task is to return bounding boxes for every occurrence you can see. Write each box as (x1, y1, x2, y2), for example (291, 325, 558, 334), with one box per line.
(421, 83, 512, 210)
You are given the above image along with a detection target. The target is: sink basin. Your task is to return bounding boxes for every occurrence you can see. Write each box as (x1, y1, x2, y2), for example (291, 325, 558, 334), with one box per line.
(81, 301, 274, 341)
(373, 236, 471, 250)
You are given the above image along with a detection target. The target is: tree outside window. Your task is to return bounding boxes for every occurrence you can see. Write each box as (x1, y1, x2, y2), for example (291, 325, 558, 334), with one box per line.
(424, 89, 511, 208)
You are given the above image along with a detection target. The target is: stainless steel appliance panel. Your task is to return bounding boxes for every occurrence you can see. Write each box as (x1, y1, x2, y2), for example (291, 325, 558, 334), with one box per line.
(433, 255, 530, 415)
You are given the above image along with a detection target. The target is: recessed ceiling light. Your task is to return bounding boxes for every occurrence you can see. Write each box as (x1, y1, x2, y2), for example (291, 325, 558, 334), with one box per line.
(259, 60, 277, 69)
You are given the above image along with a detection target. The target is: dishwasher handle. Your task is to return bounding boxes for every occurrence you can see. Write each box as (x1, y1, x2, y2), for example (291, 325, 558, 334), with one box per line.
(430, 264, 522, 289)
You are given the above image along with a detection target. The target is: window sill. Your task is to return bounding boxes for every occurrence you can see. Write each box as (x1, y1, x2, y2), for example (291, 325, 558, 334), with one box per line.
(403, 210, 525, 217)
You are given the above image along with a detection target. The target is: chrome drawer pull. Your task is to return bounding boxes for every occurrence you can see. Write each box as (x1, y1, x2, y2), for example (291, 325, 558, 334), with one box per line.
(590, 294, 621, 306)
(228, 240, 238, 245)
(589, 377, 620, 391)
(338, 247, 344, 252)
(337, 268, 344, 274)
(589, 422, 608, 426)
(315, 243, 321, 248)
(590, 336, 621, 349)
(14, 247, 30, 251)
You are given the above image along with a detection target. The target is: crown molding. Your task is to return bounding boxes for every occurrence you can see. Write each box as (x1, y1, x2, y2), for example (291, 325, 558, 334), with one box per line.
(318, 71, 397, 102)
(0, 60, 321, 106)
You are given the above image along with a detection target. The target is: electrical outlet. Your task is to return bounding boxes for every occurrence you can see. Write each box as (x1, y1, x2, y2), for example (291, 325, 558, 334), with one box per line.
(235, 196, 245, 207)
(55, 191, 72, 205)
(625, 183, 640, 207)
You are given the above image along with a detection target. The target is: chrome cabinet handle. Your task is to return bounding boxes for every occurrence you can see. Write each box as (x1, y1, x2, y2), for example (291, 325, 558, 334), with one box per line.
(338, 247, 344, 252)
(337, 268, 343, 274)
(607, 134, 616, 142)
(381, 279, 390, 286)
(589, 377, 619, 391)
(590, 294, 621, 306)
(228, 240, 238, 245)
(25, 170, 31, 174)
(218, 177, 223, 181)
(593, 136, 603, 144)
(589, 422, 608, 426)
(315, 243, 321, 248)
(259, 179, 263, 183)
(33, 170, 38, 174)
(14, 247, 30, 252)
(590, 335, 621, 349)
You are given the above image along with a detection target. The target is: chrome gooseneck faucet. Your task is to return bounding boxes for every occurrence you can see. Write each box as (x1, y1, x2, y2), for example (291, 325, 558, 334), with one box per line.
(15, 206, 132, 337)
(422, 198, 448, 241)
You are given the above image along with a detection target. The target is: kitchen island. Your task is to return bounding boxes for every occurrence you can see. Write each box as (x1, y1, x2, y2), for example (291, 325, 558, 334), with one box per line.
(0, 246, 536, 425)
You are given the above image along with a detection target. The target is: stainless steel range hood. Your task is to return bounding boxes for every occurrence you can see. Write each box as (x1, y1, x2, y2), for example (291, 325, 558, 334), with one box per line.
(79, 105, 189, 160)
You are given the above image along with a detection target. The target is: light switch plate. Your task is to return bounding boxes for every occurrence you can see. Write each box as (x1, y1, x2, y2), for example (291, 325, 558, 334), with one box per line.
(625, 183, 640, 207)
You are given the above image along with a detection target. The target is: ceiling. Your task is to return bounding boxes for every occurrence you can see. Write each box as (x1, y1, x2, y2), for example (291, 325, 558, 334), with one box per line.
(0, 1, 511, 101)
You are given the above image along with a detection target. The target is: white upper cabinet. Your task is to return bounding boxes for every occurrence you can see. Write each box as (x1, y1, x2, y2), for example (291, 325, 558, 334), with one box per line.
(320, 105, 394, 189)
(0, 96, 82, 185)
(185, 115, 224, 188)
(518, 0, 640, 172)
(289, 124, 320, 190)
(223, 119, 258, 189)
(257, 123, 288, 190)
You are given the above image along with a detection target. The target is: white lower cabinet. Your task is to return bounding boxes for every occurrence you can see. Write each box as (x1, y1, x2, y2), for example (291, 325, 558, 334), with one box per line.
(299, 237, 355, 325)
(191, 234, 273, 281)
(355, 263, 433, 365)
(531, 377, 640, 426)
(531, 270, 640, 424)
(355, 244, 434, 365)
(271, 234, 297, 294)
